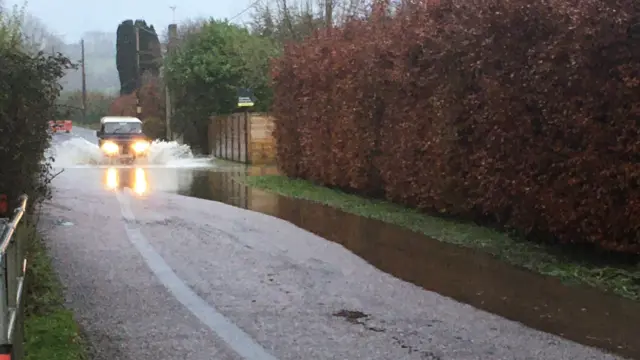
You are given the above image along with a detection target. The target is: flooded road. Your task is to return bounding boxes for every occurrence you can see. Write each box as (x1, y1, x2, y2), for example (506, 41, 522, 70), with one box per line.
(57, 164, 640, 359)
(178, 169, 640, 360)
(40, 129, 634, 360)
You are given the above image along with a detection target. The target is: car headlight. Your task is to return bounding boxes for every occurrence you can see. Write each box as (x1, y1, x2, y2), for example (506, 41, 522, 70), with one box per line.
(131, 140, 150, 153)
(101, 141, 119, 155)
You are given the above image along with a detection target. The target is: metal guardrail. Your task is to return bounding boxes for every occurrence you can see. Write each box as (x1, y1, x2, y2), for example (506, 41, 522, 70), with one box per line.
(0, 195, 28, 360)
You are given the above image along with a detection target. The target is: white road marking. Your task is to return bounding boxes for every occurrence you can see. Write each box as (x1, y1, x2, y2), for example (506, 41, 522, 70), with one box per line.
(114, 189, 279, 360)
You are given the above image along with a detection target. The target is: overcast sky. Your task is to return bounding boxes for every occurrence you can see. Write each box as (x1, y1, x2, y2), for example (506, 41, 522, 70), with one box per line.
(9, 0, 256, 42)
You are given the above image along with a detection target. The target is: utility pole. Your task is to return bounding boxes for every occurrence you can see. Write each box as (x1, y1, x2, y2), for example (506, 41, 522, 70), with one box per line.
(166, 24, 177, 141)
(167, 8, 177, 140)
(169, 6, 176, 23)
(135, 26, 142, 117)
(81, 39, 87, 123)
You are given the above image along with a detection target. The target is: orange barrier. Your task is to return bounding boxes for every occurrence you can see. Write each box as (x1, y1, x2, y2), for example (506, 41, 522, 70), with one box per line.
(51, 120, 72, 133)
(0, 344, 11, 359)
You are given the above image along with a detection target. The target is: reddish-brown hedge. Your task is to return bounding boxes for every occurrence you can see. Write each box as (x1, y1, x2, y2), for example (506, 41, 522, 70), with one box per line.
(271, 0, 640, 253)
(108, 80, 166, 139)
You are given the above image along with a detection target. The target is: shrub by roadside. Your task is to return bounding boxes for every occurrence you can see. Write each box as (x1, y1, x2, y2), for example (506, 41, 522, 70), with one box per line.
(21, 222, 87, 360)
(271, 0, 640, 254)
(0, 46, 72, 212)
(1, 4, 85, 358)
(108, 80, 166, 139)
(55, 90, 116, 130)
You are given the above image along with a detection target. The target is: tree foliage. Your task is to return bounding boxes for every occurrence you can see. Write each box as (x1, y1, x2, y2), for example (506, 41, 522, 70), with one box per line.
(0, 2, 73, 211)
(272, 0, 640, 253)
(116, 19, 162, 95)
(0, 0, 25, 49)
(57, 90, 116, 125)
(249, 0, 378, 44)
(164, 19, 278, 152)
(108, 76, 166, 140)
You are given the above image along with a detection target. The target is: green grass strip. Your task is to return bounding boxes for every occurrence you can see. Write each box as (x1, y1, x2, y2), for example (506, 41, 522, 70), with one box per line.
(20, 222, 88, 360)
(244, 175, 640, 301)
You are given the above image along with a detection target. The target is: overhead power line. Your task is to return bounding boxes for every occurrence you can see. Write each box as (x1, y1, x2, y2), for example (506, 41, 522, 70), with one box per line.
(229, 0, 262, 22)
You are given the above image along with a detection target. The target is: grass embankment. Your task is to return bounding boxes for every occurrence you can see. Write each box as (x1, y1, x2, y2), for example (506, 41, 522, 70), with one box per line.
(245, 175, 640, 301)
(20, 222, 87, 360)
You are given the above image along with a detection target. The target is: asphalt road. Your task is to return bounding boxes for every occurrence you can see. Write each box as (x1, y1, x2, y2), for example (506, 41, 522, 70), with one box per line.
(37, 127, 626, 360)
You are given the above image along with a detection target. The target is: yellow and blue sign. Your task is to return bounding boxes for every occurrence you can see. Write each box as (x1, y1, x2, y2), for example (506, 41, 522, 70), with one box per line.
(237, 88, 255, 108)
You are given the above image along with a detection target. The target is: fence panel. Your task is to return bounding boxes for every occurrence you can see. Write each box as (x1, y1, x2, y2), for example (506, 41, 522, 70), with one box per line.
(0, 195, 28, 360)
(209, 114, 251, 164)
(231, 114, 237, 162)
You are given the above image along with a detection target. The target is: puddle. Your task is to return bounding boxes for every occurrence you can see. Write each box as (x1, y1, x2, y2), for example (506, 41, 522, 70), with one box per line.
(55, 219, 74, 226)
(177, 168, 639, 359)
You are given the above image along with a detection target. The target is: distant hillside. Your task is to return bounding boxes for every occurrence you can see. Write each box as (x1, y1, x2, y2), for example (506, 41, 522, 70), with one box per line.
(59, 31, 119, 93)
(16, 12, 118, 93)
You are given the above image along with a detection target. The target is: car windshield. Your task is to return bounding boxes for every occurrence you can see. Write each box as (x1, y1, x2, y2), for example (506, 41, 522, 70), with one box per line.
(104, 122, 142, 134)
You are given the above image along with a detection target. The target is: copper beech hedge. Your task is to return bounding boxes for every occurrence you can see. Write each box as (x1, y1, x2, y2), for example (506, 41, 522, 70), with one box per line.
(271, 0, 640, 253)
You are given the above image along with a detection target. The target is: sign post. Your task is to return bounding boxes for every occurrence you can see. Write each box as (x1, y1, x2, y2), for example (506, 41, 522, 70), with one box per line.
(237, 88, 255, 163)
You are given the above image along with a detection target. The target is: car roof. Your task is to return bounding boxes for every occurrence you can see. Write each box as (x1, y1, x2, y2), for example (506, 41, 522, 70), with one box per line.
(100, 116, 142, 124)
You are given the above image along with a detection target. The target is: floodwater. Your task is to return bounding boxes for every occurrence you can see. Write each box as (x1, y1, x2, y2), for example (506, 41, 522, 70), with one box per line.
(91, 165, 640, 359)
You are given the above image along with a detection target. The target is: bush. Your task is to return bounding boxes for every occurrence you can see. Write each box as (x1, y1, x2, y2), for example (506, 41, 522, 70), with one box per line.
(107, 78, 165, 139)
(272, 0, 640, 253)
(0, 45, 71, 211)
(108, 93, 136, 116)
(57, 90, 117, 127)
(165, 19, 278, 152)
(142, 116, 165, 140)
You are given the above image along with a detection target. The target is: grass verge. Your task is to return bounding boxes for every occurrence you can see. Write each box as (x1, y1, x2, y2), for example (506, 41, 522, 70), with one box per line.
(244, 175, 640, 301)
(20, 221, 87, 360)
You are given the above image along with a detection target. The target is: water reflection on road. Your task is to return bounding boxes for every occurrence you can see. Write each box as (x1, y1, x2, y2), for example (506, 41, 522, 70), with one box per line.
(98, 166, 203, 196)
(98, 165, 639, 359)
(103, 167, 148, 195)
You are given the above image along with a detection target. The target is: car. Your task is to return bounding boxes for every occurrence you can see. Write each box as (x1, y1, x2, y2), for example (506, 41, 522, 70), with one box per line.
(96, 116, 150, 164)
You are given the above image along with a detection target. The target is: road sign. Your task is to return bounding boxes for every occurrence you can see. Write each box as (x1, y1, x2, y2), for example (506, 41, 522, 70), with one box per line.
(237, 97, 254, 107)
(237, 88, 255, 108)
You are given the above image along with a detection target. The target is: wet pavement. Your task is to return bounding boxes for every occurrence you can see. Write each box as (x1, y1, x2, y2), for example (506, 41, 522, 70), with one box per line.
(176, 169, 640, 359)
(38, 129, 637, 360)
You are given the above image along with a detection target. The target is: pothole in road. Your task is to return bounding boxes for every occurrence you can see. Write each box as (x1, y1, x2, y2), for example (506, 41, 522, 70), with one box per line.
(333, 309, 368, 323)
(332, 309, 385, 332)
(390, 335, 443, 360)
(332, 309, 443, 358)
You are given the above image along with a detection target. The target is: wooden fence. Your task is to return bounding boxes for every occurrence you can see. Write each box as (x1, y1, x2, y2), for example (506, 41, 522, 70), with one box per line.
(209, 113, 276, 164)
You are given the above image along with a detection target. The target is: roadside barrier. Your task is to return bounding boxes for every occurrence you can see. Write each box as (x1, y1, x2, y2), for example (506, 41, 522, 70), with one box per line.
(0, 195, 28, 360)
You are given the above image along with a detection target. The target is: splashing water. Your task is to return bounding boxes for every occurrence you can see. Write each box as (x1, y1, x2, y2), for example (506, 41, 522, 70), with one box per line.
(48, 137, 104, 167)
(49, 137, 213, 168)
(147, 140, 203, 167)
